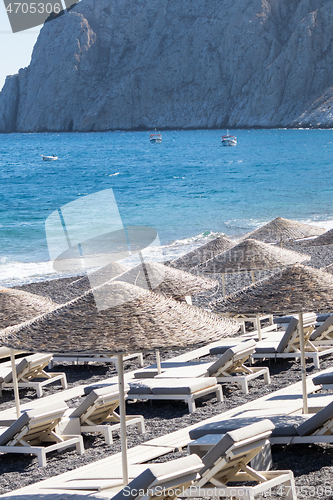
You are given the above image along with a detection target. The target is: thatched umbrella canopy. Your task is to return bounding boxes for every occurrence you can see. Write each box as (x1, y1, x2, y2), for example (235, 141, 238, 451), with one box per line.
(210, 264, 333, 316)
(305, 228, 333, 246)
(195, 239, 310, 274)
(0, 287, 57, 417)
(209, 264, 333, 414)
(14, 276, 85, 304)
(14, 263, 130, 304)
(69, 262, 130, 296)
(0, 288, 56, 327)
(169, 235, 234, 270)
(242, 217, 325, 244)
(1, 281, 239, 354)
(116, 261, 218, 300)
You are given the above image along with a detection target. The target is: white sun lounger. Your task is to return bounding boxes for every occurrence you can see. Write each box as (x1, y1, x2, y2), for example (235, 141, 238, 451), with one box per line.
(0, 405, 84, 467)
(185, 420, 297, 500)
(310, 314, 333, 345)
(128, 377, 223, 413)
(49, 352, 144, 370)
(56, 421, 296, 500)
(50, 454, 203, 497)
(151, 340, 270, 395)
(313, 372, 333, 391)
(252, 316, 333, 368)
(0, 347, 26, 360)
(58, 385, 145, 444)
(189, 399, 333, 445)
(0, 353, 67, 398)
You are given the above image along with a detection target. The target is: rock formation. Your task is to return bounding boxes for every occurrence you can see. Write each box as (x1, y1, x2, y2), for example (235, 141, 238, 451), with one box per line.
(1, 0, 333, 132)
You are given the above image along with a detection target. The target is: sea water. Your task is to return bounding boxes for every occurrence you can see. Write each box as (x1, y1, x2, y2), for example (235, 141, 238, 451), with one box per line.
(1, 128, 333, 286)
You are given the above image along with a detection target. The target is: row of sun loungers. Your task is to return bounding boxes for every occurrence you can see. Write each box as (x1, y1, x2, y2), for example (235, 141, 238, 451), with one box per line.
(2, 351, 333, 498)
(0, 385, 146, 466)
(0, 353, 67, 398)
(1, 311, 333, 496)
(33, 420, 297, 499)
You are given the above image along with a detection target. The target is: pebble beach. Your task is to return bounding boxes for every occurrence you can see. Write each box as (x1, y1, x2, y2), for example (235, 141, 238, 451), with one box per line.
(1, 237, 333, 498)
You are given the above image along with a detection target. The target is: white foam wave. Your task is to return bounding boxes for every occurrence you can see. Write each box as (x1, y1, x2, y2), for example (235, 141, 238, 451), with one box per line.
(299, 218, 333, 231)
(109, 172, 120, 177)
(0, 260, 69, 287)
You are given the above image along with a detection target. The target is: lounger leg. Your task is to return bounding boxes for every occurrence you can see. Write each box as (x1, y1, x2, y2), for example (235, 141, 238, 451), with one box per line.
(240, 379, 249, 395)
(104, 428, 114, 445)
(61, 375, 68, 389)
(187, 396, 196, 413)
(216, 385, 223, 402)
(76, 436, 85, 455)
(37, 449, 47, 467)
(136, 415, 145, 434)
(138, 353, 144, 367)
(313, 354, 320, 369)
(285, 472, 297, 500)
(242, 492, 255, 500)
(36, 385, 43, 398)
(264, 368, 271, 385)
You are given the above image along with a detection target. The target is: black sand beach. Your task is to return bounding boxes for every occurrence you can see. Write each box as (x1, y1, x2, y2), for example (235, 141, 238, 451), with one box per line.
(1, 238, 333, 498)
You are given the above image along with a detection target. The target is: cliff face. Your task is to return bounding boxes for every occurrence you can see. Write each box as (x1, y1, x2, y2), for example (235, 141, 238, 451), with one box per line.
(2, 0, 333, 132)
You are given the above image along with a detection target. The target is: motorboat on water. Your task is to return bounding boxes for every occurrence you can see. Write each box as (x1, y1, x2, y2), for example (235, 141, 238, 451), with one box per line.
(42, 155, 58, 160)
(150, 133, 162, 143)
(221, 131, 237, 146)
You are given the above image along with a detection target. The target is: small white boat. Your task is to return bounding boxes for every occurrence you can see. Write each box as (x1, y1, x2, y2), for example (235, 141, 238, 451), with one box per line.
(150, 133, 162, 143)
(221, 131, 237, 146)
(42, 155, 58, 161)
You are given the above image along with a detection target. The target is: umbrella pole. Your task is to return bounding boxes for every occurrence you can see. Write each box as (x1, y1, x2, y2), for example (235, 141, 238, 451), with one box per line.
(298, 312, 308, 414)
(256, 313, 262, 341)
(156, 350, 162, 374)
(251, 271, 255, 284)
(117, 354, 129, 486)
(10, 349, 20, 419)
(222, 273, 226, 297)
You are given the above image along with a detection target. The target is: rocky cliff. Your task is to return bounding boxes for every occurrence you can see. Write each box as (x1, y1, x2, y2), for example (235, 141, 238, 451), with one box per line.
(2, 0, 333, 132)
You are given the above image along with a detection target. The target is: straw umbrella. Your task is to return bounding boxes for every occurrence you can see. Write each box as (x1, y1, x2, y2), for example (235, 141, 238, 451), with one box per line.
(115, 261, 218, 372)
(14, 263, 130, 305)
(0, 287, 56, 417)
(209, 264, 333, 413)
(305, 227, 333, 246)
(194, 239, 310, 339)
(169, 235, 234, 270)
(115, 261, 218, 300)
(0, 280, 239, 485)
(241, 217, 325, 245)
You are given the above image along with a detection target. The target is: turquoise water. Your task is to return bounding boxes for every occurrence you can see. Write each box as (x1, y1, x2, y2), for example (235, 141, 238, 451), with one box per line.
(1, 129, 333, 284)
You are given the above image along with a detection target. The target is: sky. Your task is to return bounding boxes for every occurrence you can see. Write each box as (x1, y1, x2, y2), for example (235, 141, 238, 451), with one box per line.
(0, 3, 40, 90)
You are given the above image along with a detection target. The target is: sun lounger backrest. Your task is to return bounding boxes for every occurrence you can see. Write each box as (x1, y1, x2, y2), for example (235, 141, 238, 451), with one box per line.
(0, 405, 67, 446)
(311, 314, 333, 341)
(296, 400, 333, 436)
(112, 455, 203, 500)
(70, 386, 128, 422)
(2, 353, 52, 383)
(207, 340, 256, 377)
(277, 317, 298, 353)
(200, 419, 274, 475)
